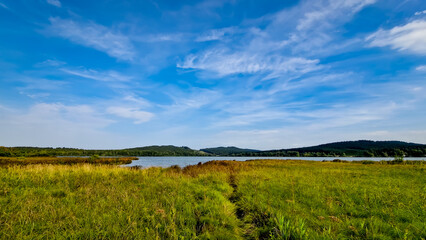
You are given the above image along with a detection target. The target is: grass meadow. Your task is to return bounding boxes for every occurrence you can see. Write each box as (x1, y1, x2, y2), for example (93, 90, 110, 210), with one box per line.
(0, 160, 424, 239)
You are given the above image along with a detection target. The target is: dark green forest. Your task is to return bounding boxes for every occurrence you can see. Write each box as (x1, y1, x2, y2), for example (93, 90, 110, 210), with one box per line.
(209, 141, 426, 157)
(0, 145, 208, 157)
(200, 146, 259, 155)
(1, 140, 425, 157)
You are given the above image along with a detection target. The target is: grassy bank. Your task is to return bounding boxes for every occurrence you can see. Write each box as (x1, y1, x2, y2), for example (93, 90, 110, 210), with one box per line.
(0, 156, 137, 165)
(0, 160, 424, 239)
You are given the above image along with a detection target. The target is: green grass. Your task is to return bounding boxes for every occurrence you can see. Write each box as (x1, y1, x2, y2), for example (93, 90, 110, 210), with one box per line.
(0, 160, 424, 239)
(231, 160, 426, 239)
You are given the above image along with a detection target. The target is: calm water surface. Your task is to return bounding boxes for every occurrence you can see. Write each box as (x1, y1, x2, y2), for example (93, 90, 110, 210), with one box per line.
(124, 156, 426, 168)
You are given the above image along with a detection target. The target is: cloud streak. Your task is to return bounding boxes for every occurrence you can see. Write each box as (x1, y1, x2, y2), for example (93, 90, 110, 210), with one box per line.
(416, 65, 426, 71)
(178, 50, 320, 77)
(178, 0, 376, 80)
(46, 0, 61, 7)
(367, 20, 426, 55)
(107, 106, 154, 124)
(415, 10, 426, 16)
(47, 17, 135, 61)
(61, 68, 132, 82)
(195, 27, 235, 42)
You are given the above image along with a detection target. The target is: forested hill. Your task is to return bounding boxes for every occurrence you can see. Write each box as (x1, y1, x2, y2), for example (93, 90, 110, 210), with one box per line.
(0, 145, 209, 157)
(123, 145, 208, 156)
(200, 146, 260, 156)
(290, 140, 424, 151)
(199, 141, 426, 157)
(254, 140, 426, 157)
(1, 140, 425, 157)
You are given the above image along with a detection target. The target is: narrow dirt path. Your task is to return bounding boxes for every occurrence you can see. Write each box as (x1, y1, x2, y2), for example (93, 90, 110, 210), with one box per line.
(228, 174, 245, 220)
(228, 173, 256, 239)
(228, 172, 273, 240)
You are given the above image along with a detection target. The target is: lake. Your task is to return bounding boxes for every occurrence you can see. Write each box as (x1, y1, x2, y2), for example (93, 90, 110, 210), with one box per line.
(124, 156, 426, 168)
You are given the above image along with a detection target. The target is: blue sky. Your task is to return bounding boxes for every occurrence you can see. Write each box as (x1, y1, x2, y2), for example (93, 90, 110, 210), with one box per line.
(0, 0, 425, 149)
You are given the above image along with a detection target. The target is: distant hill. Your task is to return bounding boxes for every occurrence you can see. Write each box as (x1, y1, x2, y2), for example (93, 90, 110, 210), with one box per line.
(124, 145, 208, 156)
(198, 141, 426, 157)
(287, 140, 424, 151)
(200, 146, 260, 156)
(1, 140, 425, 157)
(0, 145, 209, 157)
(257, 140, 426, 157)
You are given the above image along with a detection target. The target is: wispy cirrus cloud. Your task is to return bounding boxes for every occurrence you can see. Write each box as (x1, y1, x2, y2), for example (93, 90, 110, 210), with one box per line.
(367, 20, 426, 55)
(210, 99, 407, 149)
(416, 65, 426, 71)
(295, 0, 376, 32)
(161, 87, 221, 114)
(268, 0, 377, 55)
(61, 68, 132, 82)
(46, 0, 61, 8)
(132, 33, 187, 43)
(47, 17, 135, 61)
(3, 0, 426, 149)
(267, 73, 355, 94)
(178, 0, 376, 79)
(195, 27, 235, 42)
(35, 59, 66, 67)
(415, 10, 426, 16)
(178, 50, 320, 77)
(164, 0, 235, 22)
(17, 78, 68, 91)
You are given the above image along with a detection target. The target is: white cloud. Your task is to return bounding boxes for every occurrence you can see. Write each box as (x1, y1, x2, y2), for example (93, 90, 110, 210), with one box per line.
(107, 106, 154, 124)
(61, 68, 132, 82)
(178, 0, 374, 78)
(208, 98, 418, 150)
(269, 0, 377, 55)
(123, 95, 151, 108)
(14, 77, 67, 99)
(178, 49, 320, 77)
(46, 0, 61, 7)
(367, 20, 426, 55)
(414, 10, 426, 16)
(162, 88, 221, 114)
(297, 101, 401, 129)
(296, 0, 377, 31)
(195, 27, 235, 42)
(35, 59, 66, 67)
(17, 78, 68, 91)
(132, 33, 186, 43)
(48, 17, 135, 61)
(416, 65, 426, 71)
(268, 73, 355, 94)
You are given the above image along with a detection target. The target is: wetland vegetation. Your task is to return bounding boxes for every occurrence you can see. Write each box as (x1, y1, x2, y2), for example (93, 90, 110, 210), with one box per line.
(0, 159, 424, 239)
